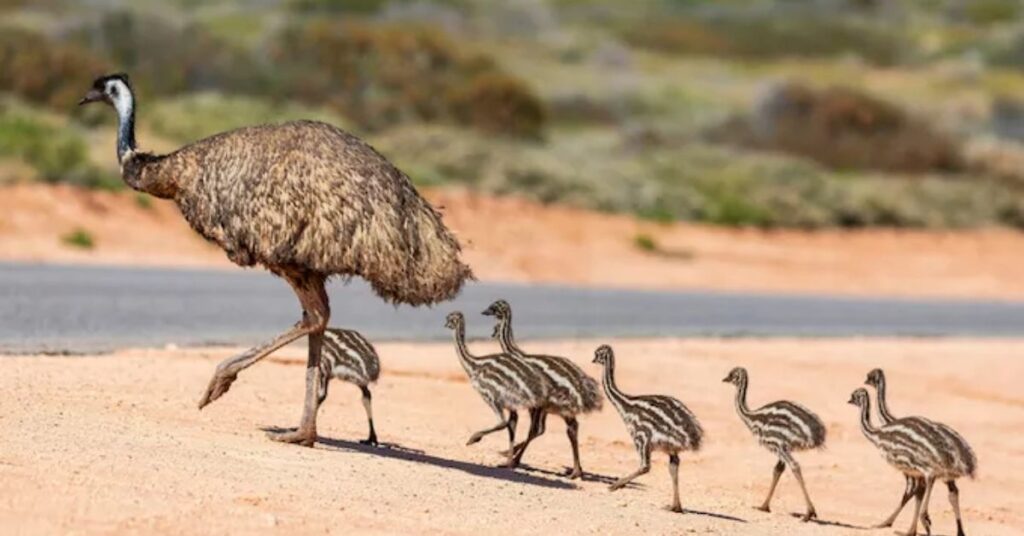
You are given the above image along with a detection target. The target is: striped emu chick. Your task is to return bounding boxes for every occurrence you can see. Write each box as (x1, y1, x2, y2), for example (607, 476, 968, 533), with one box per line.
(444, 312, 548, 467)
(315, 328, 381, 446)
(483, 299, 602, 479)
(723, 367, 825, 521)
(593, 345, 702, 513)
(849, 388, 949, 536)
(866, 369, 977, 536)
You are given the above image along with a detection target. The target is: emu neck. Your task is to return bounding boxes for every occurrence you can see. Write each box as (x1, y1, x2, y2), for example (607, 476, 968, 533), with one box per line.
(874, 377, 897, 425)
(451, 324, 477, 376)
(734, 377, 752, 416)
(858, 399, 880, 445)
(114, 94, 137, 165)
(495, 315, 521, 356)
(601, 358, 629, 409)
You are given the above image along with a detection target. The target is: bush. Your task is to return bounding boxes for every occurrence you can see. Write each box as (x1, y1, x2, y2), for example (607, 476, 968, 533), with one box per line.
(69, 10, 268, 97)
(0, 28, 110, 109)
(622, 12, 908, 66)
(146, 92, 353, 143)
(0, 100, 112, 188)
(371, 124, 1024, 229)
(61, 228, 95, 249)
(707, 82, 963, 173)
(447, 72, 545, 138)
(271, 20, 544, 136)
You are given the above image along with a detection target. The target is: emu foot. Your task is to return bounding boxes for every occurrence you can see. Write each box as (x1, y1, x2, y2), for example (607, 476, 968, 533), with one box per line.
(802, 509, 818, 522)
(920, 512, 932, 536)
(359, 435, 379, 447)
(874, 521, 895, 529)
(266, 428, 316, 447)
(197, 369, 238, 409)
(565, 467, 583, 480)
(755, 504, 771, 513)
(466, 434, 483, 446)
(670, 502, 683, 514)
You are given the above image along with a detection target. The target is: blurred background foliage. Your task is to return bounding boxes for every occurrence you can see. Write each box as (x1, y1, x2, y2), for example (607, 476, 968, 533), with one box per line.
(2, 0, 1024, 229)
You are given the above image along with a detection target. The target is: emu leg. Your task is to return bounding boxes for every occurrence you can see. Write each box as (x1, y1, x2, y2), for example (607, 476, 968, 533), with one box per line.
(359, 385, 378, 446)
(510, 408, 546, 468)
(757, 460, 786, 512)
(565, 416, 583, 479)
(877, 476, 919, 528)
(899, 478, 928, 536)
(504, 411, 548, 457)
(947, 480, 965, 536)
(467, 407, 511, 446)
(668, 453, 682, 513)
(782, 451, 817, 521)
(610, 439, 650, 491)
(266, 274, 330, 447)
(197, 323, 314, 409)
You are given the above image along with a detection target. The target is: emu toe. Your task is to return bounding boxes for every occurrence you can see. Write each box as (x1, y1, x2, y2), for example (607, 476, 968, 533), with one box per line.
(197, 370, 238, 409)
(266, 428, 316, 447)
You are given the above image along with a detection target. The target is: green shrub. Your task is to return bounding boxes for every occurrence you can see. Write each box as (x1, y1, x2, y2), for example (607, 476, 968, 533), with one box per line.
(371, 124, 1024, 229)
(633, 233, 657, 252)
(447, 72, 546, 139)
(271, 20, 544, 136)
(146, 92, 353, 143)
(61, 228, 95, 249)
(622, 12, 908, 66)
(0, 101, 111, 188)
(0, 28, 111, 109)
(707, 82, 963, 174)
(69, 10, 267, 97)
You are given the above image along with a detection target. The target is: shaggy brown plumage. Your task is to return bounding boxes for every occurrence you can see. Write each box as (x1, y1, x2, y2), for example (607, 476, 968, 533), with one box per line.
(127, 121, 470, 305)
(81, 73, 472, 447)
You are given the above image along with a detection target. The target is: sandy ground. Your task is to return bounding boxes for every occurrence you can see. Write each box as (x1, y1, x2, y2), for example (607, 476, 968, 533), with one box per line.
(1, 338, 1021, 535)
(3, 183, 1024, 300)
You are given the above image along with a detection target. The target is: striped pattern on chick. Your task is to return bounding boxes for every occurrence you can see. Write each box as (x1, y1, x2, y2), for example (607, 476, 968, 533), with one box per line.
(445, 312, 548, 467)
(866, 369, 976, 536)
(593, 345, 702, 513)
(483, 299, 602, 478)
(724, 367, 824, 521)
(850, 388, 950, 536)
(316, 328, 382, 446)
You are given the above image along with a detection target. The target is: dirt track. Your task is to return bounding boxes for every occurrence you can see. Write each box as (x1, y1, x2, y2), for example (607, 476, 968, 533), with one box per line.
(3, 183, 1024, 299)
(1, 338, 1020, 535)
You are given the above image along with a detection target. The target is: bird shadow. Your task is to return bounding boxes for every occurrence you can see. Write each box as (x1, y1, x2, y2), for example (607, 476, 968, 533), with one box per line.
(513, 463, 642, 489)
(269, 429, 576, 490)
(675, 507, 747, 523)
(788, 513, 866, 529)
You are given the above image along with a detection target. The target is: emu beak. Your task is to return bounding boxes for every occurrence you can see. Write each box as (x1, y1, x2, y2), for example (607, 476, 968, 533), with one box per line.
(481, 306, 495, 316)
(721, 376, 730, 383)
(78, 89, 104, 106)
(847, 395, 856, 405)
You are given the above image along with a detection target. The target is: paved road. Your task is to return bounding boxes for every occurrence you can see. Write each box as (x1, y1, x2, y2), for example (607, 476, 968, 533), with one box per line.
(1, 262, 1023, 353)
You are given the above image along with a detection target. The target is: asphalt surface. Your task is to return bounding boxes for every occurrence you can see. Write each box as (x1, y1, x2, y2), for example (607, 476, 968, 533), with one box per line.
(1, 262, 1023, 353)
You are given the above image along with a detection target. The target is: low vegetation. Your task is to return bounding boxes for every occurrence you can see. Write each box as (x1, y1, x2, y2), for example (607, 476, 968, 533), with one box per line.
(61, 228, 95, 249)
(1, 0, 1023, 231)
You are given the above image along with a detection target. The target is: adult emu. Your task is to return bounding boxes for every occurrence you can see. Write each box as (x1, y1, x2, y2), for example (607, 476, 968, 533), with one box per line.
(79, 73, 472, 447)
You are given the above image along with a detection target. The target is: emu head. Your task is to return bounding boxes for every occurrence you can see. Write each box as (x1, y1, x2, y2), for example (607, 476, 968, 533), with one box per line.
(722, 366, 748, 386)
(481, 299, 511, 319)
(79, 73, 134, 116)
(864, 368, 885, 388)
(444, 311, 464, 330)
(848, 388, 870, 407)
(592, 344, 614, 366)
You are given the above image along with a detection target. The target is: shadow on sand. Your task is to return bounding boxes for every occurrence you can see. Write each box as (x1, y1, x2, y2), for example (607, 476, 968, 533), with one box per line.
(677, 507, 747, 523)
(513, 463, 642, 489)
(789, 512, 866, 529)
(270, 429, 576, 490)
